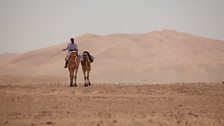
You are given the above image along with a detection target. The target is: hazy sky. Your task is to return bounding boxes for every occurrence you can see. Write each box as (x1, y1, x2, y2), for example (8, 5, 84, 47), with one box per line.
(0, 0, 224, 53)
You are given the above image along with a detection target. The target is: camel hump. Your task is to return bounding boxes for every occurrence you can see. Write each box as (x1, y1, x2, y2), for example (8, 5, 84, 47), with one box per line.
(83, 51, 94, 63)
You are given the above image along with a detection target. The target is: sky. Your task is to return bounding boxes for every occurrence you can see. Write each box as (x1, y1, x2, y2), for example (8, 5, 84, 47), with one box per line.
(0, 0, 224, 53)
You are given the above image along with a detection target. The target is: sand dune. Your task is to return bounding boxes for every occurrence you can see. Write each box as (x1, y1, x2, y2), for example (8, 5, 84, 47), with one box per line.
(1, 30, 224, 126)
(0, 30, 224, 83)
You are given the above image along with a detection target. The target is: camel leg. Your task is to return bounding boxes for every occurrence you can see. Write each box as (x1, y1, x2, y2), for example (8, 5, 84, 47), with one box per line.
(74, 68, 78, 87)
(87, 70, 91, 86)
(74, 61, 80, 87)
(70, 75, 73, 87)
(83, 70, 88, 87)
(69, 69, 74, 87)
(74, 75, 77, 87)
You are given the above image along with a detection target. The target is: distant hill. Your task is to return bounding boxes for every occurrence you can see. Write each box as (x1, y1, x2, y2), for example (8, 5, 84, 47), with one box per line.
(0, 30, 224, 83)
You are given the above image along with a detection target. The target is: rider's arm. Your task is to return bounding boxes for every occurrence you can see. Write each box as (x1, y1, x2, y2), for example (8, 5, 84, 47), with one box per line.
(62, 44, 69, 51)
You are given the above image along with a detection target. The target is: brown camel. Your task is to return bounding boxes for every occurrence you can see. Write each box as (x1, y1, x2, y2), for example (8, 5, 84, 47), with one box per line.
(68, 51, 80, 87)
(81, 51, 92, 87)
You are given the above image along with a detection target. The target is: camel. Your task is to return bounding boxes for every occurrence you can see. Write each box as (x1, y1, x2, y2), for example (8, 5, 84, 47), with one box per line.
(67, 51, 80, 87)
(81, 51, 92, 87)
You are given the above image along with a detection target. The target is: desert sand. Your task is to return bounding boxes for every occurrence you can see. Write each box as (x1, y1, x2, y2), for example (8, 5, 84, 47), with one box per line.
(0, 82, 224, 126)
(0, 30, 224, 126)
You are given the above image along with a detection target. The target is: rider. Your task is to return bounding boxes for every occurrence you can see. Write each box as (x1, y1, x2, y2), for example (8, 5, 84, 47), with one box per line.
(62, 38, 78, 68)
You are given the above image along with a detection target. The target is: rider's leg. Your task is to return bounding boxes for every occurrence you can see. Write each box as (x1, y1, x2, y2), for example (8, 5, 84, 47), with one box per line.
(64, 53, 70, 68)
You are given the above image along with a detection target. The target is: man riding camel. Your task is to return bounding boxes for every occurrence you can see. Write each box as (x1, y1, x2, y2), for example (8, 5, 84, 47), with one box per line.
(62, 38, 79, 68)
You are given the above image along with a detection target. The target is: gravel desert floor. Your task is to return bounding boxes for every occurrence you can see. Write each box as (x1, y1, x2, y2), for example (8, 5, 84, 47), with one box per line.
(0, 82, 224, 126)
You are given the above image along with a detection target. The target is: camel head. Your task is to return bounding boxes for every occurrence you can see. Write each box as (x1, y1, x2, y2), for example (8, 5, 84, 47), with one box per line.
(83, 52, 90, 62)
(83, 52, 88, 58)
(70, 51, 78, 60)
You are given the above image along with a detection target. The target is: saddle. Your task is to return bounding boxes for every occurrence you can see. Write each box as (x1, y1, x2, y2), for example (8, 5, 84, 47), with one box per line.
(83, 51, 94, 63)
